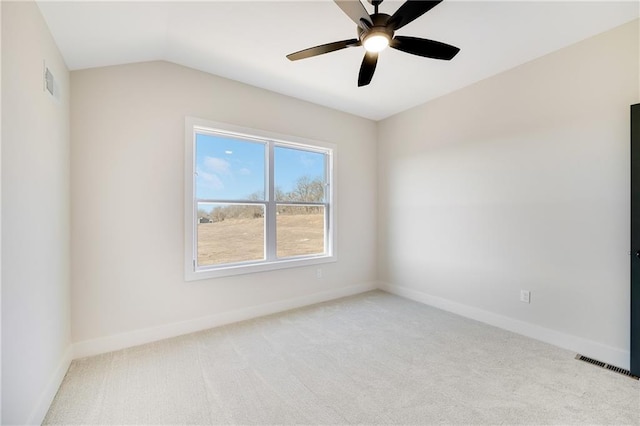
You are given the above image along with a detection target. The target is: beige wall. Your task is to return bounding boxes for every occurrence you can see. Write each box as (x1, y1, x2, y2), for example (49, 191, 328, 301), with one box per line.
(70, 61, 377, 345)
(1, 1, 71, 424)
(378, 20, 640, 368)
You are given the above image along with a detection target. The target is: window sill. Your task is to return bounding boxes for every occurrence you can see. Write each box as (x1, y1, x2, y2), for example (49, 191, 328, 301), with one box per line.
(185, 254, 337, 281)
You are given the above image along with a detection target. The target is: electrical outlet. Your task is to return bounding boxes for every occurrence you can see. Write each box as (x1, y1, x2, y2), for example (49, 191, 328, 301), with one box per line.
(316, 268, 323, 279)
(520, 290, 531, 304)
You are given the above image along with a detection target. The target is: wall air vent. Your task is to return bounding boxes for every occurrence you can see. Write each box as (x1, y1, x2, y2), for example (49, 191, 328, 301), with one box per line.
(43, 61, 61, 103)
(45, 67, 54, 96)
(575, 354, 639, 380)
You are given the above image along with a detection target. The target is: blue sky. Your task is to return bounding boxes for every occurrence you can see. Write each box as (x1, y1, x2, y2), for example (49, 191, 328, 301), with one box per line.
(195, 133, 325, 201)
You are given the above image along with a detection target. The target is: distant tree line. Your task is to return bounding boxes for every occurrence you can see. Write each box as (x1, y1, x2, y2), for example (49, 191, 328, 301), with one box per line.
(198, 176, 325, 223)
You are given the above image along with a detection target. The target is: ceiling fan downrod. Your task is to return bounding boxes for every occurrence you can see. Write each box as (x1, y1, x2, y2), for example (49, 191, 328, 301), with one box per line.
(368, 0, 383, 14)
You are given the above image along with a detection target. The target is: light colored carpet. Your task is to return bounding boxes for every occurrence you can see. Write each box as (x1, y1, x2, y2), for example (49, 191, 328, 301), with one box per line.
(45, 290, 639, 425)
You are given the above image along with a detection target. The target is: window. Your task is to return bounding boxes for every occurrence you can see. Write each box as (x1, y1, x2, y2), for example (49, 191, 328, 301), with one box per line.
(185, 117, 336, 280)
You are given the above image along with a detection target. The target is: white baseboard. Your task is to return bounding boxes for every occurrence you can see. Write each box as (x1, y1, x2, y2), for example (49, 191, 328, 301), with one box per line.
(73, 282, 377, 360)
(27, 345, 73, 425)
(380, 282, 630, 370)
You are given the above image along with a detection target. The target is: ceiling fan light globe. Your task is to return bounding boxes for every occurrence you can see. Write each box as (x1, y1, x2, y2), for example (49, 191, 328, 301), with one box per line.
(363, 33, 390, 53)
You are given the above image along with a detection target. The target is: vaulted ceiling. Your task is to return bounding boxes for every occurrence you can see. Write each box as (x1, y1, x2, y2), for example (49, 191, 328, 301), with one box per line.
(37, 1, 639, 120)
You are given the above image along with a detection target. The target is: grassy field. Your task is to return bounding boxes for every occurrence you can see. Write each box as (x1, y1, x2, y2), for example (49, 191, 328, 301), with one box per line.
(197, 213, 325, 266)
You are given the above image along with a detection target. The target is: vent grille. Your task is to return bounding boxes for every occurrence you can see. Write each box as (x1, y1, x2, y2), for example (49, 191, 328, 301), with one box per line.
(45, 67, 54, 96)
(43, 62, 60, 103)
(575, 354, 639, 380)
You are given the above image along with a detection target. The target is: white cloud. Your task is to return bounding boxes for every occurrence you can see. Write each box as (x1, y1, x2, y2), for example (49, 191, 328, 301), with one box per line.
(204, 156, 231, 175)
(197, 168, 224, 190)
(238, 167, 251, 176)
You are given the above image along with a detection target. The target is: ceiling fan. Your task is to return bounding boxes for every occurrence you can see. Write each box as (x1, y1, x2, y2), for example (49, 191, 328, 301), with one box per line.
(286, 0, 460, 87)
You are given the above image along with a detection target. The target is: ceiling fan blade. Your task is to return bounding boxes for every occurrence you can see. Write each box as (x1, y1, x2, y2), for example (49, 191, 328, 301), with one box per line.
(391, 36, 460, 60)
(358, 52, 378, 87)
(389, 0, 442, 30)
(334, 0, 372, 29)
(287, 39, 360, 61)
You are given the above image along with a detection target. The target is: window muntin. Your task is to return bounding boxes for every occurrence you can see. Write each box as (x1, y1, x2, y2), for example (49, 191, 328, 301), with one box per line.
(186, 118, 336, 280)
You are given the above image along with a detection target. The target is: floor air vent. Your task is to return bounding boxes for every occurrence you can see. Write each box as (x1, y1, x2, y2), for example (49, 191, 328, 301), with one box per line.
(575, 354, 639, 380)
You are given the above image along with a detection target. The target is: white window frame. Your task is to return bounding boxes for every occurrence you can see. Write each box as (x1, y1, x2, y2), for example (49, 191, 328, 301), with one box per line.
(184, 117, 337, 281)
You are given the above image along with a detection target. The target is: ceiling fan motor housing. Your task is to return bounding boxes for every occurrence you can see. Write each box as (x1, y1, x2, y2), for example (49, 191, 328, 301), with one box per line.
(357, 13, 394, 45)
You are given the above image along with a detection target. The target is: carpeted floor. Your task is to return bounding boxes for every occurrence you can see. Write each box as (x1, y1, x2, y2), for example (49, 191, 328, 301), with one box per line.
(44, 290, 639, 425)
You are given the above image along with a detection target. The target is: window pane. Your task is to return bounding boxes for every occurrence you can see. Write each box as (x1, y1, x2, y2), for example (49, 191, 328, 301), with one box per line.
(274, 146, 326, 202)
(195, 133, 265, 201)
(276, 205, 325, 258)
(197, 203, 265, 266)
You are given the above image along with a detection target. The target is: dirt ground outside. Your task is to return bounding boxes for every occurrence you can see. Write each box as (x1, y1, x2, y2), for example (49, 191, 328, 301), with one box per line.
(197, 213, 325, 266)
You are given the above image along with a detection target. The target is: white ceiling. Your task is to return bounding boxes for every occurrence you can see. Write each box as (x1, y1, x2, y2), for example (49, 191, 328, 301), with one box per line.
(37, 1, 639, 121)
